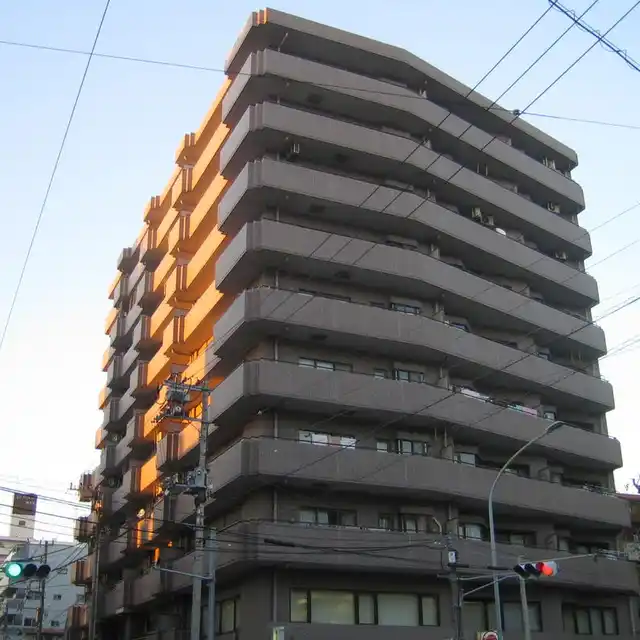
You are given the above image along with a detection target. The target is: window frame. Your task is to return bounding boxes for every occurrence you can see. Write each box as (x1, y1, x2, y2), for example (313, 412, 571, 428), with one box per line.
(563, 604, 618, 636)
(297, 507, 357, 528)
(289, 589, 439, 627)
(465, 600, 542, 633)
(215, 597, 239, 634)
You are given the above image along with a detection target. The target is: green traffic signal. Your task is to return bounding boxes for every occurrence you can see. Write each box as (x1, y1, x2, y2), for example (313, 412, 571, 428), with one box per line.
(4, 562, 22, 578)
(2, 562, 51, 579)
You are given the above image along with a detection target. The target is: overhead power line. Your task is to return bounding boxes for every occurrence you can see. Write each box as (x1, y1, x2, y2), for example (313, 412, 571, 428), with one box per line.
(3, 37, 640, 131)
(0, 0, 112, 360)
(549, 0, 640, 73)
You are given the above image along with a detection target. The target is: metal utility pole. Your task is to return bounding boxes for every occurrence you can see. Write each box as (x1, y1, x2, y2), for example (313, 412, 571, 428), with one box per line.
(158, 379, 213, 640)
(190, 388, 209, 640)
(206, 528, 217, 640)
(519, 575, 532, 640)
(88, 521, 101, 640)
(36, 540, 48, 640)
(446, 546, 463, 640)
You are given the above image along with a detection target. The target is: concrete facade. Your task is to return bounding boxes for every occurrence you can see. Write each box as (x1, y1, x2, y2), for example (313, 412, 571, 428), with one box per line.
(72, 7, 636, 640)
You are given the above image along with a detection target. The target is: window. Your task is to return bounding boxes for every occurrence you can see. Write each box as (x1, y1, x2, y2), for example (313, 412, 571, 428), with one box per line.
(51, 621, 60, 628)
(298, 508, 356, 527)
(458, 523, 486, 540)
(376, 439, 429, 456)
(298, 357, 352, 372)
(53, 594, 62, 600)
(299, 430, 356, 449)
(290, 590, 438, 626)
(393, 369, 424, 383)
(18, 520, 26, 526)
(390, 302, 421, 315)
(543, 410, 556, 420)
(374, 369, 388, 379)
(496, 531, 535, 547)
(454, 452, 477, 466)
(378, 514, 421, 533)
(465, 601, 541, 633)
(58, 567, 68, 574)
(215, 598, 238, 634)
(563, 605, 618, 635)
(24, 618, 36, 627)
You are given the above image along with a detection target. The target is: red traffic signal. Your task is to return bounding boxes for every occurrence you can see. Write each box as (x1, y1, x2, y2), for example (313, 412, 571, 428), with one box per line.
(513, 560, 558, 579)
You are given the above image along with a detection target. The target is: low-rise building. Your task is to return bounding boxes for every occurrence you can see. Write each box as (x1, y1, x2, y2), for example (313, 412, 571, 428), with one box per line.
(0, 541, 86, 640)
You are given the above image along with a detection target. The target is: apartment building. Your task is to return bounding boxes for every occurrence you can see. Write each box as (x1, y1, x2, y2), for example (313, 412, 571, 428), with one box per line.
(70, 8, 638, 640)
(0, 541, 85, 639)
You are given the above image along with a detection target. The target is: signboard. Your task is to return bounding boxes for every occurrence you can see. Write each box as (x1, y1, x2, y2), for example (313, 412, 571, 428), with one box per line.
(12, 493, 37, 516)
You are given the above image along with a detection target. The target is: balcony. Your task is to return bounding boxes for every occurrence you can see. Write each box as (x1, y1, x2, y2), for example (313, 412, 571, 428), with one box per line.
(124, 303, 144, 336)
(102, 398, 123, 432)
(131, 361, 154, 397)
(218, 157, 597, 309)
(207, 437, 630, 529)
(216, 220, 605, 357)
(213, 520, 638, 593)
(140, 226, 162, 266)
(97, 444, 118, 478)
(118, 247, 137, 273)
(73, 516, 94, 542)
(222, 101, 589, 259)
(101, 579, 133, 617)
(121, 344, 139, 380)
(154, 493, 193, 534)
(78, 472, 94, 502)
(157, 433, 180, 471)
(67, 604, 89, 628)
(224, 45, 583, 210)
(132, 314, 161, 352)
(215, 288, 613, 412)
(106, 354, 127, 390)
(211, 360, 621, 470)
(71, 558, 93, 586)
(137, 272, 163, 310)
(113, 275, 129, 306)
(115, 411, 151, 468)
(99, 537, 126, 569)
(131, 570, 163, 607)
(109, 315, 128, 351)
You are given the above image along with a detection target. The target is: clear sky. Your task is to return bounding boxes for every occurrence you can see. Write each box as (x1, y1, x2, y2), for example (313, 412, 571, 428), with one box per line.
(0, 0, 639, 537)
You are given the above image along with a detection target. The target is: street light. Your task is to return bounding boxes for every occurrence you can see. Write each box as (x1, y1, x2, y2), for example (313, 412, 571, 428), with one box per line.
(488, 420, 565, 639)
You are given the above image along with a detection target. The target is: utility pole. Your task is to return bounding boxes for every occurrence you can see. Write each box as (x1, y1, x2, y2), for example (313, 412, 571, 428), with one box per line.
(206, 528, 217, 640)
(444, 534, 468, 640)
(519, 576, 532, 640)
(190, 387, 209, 640)
(158, 379, 213, 640)
(36, 540, 48, 640)
(88, 520, 101, 640)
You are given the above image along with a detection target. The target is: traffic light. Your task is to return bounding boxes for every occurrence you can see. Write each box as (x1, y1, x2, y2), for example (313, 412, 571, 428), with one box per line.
(513, 560, 558, 579)
(2, 562, 51, 579)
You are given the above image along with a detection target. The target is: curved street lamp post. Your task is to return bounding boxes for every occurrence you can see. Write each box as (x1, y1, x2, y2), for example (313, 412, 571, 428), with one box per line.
(488, 420, 566, 639)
